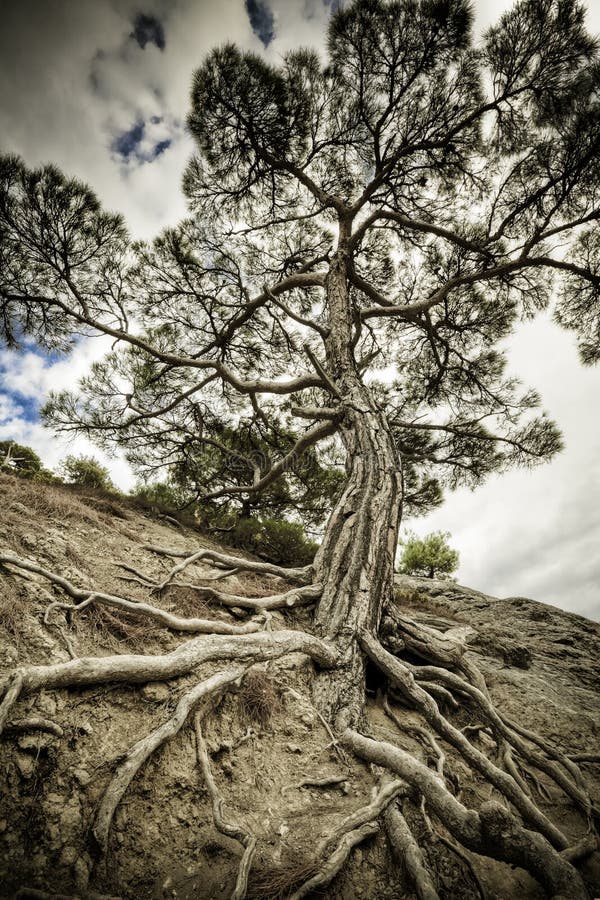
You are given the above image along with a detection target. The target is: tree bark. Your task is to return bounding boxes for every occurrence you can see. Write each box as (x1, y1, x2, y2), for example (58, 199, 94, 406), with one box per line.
(312, 233, 403, 727)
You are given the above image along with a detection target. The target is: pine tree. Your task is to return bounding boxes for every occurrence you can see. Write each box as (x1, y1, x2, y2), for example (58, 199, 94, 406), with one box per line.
(1, 2, 599, 895)
(399, 531, 459, 579)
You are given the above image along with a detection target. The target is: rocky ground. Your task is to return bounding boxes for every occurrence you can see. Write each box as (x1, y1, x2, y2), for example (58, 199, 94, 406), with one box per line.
(0, 472, 598, 899)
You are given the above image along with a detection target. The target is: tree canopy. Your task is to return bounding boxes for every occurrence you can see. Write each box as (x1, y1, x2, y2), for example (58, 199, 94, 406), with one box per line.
(2, 0, 598, 528)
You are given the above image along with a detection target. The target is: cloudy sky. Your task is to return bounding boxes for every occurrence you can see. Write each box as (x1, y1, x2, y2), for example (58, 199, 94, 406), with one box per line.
(1, 0, 599, 619)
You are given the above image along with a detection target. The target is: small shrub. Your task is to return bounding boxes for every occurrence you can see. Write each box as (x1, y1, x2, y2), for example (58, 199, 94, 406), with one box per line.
(0, 440, 43, 477)
(239, 670, 280, 728)
(59, 454, 116, 492)
(227, 516, 318, 567)
(131, 480, 185, 511)
(77, 605, 157, 648)
(247, 857, 319, 900)
(0, 575, 26, 649)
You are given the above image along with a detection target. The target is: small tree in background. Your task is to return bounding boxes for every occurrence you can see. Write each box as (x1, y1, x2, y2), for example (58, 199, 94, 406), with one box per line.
(0, 440, 59, 483)
(59, 454, 116, 492)
(399, 531, 459, 580)
(0, 440, 42, 475)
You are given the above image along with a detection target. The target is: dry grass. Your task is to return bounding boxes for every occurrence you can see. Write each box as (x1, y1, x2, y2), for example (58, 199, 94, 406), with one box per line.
(239, 670, 281, 728)
(170, 586, 213, 619)
(1, 473, 102, 527)
(0, 575, 27, 649)
(247, 857, 319, 900)
(75, 604, 161, 649)
(233, 571, 287, 598)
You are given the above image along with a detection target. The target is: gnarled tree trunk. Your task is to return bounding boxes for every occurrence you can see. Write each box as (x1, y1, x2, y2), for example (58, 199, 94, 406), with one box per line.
(312, 235, 403, 727)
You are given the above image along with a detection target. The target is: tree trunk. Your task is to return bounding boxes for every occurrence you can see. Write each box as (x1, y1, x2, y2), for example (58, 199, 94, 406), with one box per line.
(312, 237, 403, 728)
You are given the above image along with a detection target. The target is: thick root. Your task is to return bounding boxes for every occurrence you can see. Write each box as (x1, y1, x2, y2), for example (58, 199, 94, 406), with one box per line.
(0, 629, 339, 708)
(315, 778, 405, 857)
(402, 659, 593, 816)
(165, 582, 322, 612)
(384, 801, 440, 900)
(361, 631, 569, 850)
(0, 672, 23, 733)
(289, 822, 379, 900)
(342, 729, 589, 900)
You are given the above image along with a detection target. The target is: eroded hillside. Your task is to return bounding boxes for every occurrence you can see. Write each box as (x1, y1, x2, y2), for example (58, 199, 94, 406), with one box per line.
(0, 473, 598, 899)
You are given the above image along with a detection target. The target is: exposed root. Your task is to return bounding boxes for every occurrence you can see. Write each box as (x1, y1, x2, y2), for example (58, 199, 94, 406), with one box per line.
(500, 740, 532, 796)
(435, 831, 487, 900)
(417, 681, 459, 709)
(0, 671, 23, 734)
(0, 629, 340, 700)
(115, 558, 321, 612)
(383, 694, 445, 781)
(117, 560, 238, 586)
(561, 834, 599, 864)
(403, 658, 593, 816)
(383, 608, 487, 694)
(501, 711, 589, 793)
(361, 631, 570, 850)
(3, 716, 64, 737)
(169, 582, 322, 612)
(384, 800, 440, 900)
(1, 551, 264, 637)
(195, 712, 257, 900)
(384, 604, 593, 818)
(342, 729, 589, 900)
(93, 666, 248, 853)
(142, 544, 312, 585)
(289, 821, 379, 900)
(1, 538, 596, 900)
(315, 778, 405, 857)
(282, 775, 348, 795)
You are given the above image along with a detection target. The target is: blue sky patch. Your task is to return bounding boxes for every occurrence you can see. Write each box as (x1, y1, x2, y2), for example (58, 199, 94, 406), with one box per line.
(131, 13, 166, 51)
(245, 0, 275, 47)
(0, 391, 39, 425)
(111, 118, 173, 164)
(112, 120, 145, 160)
(152, 139, 171, 157)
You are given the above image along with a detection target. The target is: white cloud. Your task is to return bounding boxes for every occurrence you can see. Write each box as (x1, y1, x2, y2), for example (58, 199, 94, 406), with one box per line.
(0, 395, 21, 423)
(408, 317, 600, 620)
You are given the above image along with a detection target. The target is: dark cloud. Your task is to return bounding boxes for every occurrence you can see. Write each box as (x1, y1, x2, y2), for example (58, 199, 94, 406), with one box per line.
(131, 13, 166, 50)
(245, 0, 275, 47)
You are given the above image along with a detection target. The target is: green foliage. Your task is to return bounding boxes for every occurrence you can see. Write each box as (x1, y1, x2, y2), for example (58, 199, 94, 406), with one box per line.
(131, 480, 185, 511)
(398, 531, 459, 579)
(225, 516, 318, 567)
(0, 440, 43, 476)
(59, 455, 116, 492)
